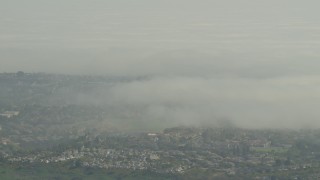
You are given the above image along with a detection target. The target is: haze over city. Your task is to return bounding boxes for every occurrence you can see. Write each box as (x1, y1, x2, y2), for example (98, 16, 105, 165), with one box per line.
(1, 0, 320, 128)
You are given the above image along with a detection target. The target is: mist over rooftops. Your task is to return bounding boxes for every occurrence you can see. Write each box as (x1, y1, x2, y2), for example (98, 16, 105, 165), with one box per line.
(1, 0, 320, 129)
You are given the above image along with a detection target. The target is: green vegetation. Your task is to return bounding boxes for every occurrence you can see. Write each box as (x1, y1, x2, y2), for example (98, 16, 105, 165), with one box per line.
(0, 162, 174, 180)
(251, 147, 288, 154)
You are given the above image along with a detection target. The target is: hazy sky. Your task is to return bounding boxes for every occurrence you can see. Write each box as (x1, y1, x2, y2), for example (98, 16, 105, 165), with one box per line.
(1, 0, 320, 128)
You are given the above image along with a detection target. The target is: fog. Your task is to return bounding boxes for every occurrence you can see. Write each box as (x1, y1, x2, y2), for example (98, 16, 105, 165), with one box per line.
(1, 0, 320, 128)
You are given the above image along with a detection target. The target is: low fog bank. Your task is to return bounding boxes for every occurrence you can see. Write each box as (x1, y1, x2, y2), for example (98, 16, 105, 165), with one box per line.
(2, 49, 320, 129)
(25, 49, 318, 129)
(42, 73, 320, 130)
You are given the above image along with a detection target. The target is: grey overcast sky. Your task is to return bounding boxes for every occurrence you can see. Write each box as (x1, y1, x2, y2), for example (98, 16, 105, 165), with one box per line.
(1, 0, 320, 128)
(1, 0, 320, 75)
